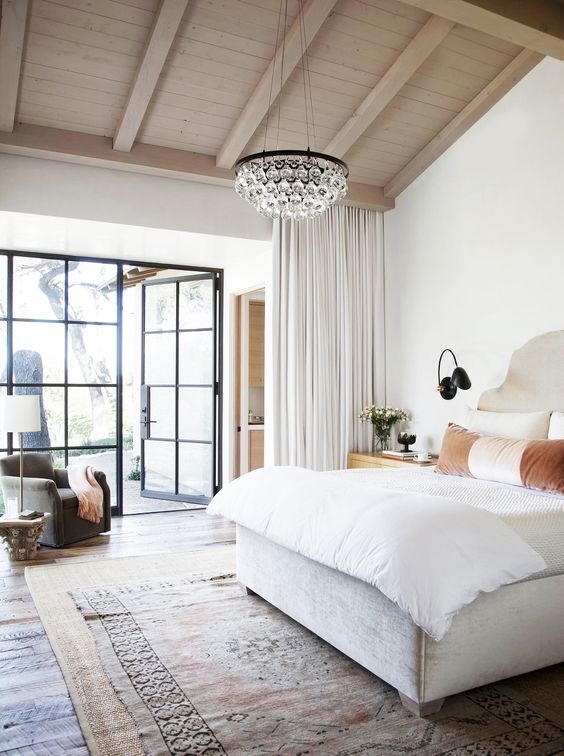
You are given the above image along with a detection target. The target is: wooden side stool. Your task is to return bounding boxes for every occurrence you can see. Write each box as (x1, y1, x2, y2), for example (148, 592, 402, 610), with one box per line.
(0, 513, 50, 561)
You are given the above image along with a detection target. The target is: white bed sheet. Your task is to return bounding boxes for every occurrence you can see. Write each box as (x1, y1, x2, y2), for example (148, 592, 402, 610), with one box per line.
(345, 467, 564, 578)
(208, 466, 546, 640)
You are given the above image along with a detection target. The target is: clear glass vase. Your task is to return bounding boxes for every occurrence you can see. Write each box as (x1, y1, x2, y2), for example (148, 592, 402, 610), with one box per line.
(372, 427, 391, 453)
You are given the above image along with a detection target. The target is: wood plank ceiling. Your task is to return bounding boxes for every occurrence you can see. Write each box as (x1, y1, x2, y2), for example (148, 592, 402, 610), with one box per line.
(0, 0, 561, 211)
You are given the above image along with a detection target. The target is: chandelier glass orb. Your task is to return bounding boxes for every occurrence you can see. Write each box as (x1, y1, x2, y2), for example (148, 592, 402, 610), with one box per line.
(235, 149, 348, 221)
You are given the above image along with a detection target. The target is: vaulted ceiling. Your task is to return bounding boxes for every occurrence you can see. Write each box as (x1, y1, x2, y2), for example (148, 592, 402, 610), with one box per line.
(1, 0, 562, 211)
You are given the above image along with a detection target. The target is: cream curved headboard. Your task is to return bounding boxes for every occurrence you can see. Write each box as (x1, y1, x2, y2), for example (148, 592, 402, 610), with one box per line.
(479, 330, 564, 412)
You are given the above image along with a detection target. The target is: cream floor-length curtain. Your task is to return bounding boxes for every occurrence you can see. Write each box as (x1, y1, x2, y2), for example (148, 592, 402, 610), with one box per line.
(273, 204, 385, 470)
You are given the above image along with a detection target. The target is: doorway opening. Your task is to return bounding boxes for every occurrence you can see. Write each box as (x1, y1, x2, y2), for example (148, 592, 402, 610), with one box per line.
(234, 288, 265, 478)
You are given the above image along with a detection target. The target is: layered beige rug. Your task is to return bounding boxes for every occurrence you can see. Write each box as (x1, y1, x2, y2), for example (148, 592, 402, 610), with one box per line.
(26, 547, 564, 756)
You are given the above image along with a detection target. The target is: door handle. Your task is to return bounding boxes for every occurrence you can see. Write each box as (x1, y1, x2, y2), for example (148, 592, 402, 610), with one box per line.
(141, 406, 156, 427)
(141, 405, 156, 434)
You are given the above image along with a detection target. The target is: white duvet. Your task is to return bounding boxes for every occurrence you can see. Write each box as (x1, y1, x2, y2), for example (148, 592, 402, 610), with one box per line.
(207, 466, 546, 641)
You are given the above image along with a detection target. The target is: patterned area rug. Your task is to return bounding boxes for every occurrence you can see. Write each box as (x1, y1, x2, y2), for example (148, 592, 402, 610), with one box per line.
(27, 549, 564, 756)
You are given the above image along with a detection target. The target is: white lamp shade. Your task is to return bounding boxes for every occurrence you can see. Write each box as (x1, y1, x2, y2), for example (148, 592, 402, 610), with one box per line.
(2, 395, 41, 433)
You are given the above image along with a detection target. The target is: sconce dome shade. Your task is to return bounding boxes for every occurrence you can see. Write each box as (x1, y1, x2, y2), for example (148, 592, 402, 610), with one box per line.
(451, 366, 472, 390)
(438, 376, 458, 400)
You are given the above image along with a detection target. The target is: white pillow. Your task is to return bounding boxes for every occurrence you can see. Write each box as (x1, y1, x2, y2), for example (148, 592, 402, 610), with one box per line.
(548, 411, 564, 439)
(461, 408, 551, 439)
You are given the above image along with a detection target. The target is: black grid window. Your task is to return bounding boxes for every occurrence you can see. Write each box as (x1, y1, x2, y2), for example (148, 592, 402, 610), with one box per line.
(1, 255, 120, 507)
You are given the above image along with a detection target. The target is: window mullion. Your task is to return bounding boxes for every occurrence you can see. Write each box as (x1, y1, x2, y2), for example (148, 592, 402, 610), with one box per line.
(64, 260, 69, 468)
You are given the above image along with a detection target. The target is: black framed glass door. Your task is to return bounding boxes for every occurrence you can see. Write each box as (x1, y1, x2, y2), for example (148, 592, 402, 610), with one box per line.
(140, 274, 219, 504)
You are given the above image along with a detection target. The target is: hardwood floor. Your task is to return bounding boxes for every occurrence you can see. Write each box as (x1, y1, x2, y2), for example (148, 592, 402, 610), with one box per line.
(0, 510, 235, 755)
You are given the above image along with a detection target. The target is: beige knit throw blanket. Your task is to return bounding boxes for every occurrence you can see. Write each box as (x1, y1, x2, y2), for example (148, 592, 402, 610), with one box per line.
(67, 465, 104, 523)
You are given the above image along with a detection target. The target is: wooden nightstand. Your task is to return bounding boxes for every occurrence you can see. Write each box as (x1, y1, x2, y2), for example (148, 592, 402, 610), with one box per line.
(347, 452, 438, 470)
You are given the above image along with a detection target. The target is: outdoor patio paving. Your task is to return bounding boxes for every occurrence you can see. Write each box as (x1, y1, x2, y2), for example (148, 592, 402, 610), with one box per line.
(122, 480, 205, 514)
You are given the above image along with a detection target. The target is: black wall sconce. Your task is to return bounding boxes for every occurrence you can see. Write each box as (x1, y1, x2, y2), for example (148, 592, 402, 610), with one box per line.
(437, 349, 471, 400)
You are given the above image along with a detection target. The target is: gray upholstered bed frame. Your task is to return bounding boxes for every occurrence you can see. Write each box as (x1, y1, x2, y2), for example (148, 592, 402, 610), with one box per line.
(237, 331, 564, 716)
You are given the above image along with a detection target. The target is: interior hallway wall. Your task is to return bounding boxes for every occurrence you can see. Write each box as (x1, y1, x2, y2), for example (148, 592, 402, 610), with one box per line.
(0, 154, 271, 241)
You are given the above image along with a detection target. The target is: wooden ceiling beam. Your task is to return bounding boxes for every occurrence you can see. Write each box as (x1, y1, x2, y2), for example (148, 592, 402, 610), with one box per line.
(384, 49, 542, 198)
(397, 0, 564, 60)
(113, 0, 190, 152)
(325, 15, 454, 159)
(2, 124, 233, 185)
(215, 0, 339, 170)
(0, 0, 29, 133)
(0, 123, 394, 211)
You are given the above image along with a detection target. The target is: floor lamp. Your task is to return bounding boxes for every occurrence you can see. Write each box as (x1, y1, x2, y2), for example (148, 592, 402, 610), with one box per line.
(2, 395, 41, 513)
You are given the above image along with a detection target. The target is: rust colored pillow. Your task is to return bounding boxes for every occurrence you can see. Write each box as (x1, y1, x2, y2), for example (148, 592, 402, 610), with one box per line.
(436, 423, 564, 495)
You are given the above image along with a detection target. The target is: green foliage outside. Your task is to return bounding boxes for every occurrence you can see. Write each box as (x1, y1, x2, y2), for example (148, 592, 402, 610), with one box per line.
(128, 455, 141, 481)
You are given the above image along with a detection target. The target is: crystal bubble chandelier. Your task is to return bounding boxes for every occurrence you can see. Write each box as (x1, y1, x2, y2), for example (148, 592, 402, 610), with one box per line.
(234, 1, 348, 221)
(235, 149, 348, 221)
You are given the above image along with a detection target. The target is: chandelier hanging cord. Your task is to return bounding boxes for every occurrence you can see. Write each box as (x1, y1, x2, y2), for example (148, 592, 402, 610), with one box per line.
(234, 0, 349, 220)
(264, 0, 285, 152)
(276, 0, 290, 151)
(298, 0, 311, 149)
(298, 0, 317, 151)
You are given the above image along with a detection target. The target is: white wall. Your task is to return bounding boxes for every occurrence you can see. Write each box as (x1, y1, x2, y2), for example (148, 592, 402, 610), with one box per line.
(384, 58, 564, 452)
(0, 210, 272, 486)
(0, 154, 271, 241)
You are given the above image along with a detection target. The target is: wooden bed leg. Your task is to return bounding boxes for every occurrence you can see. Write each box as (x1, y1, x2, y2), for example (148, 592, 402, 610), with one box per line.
(239, 582, 257, 596)
(399, 692, 445, 717)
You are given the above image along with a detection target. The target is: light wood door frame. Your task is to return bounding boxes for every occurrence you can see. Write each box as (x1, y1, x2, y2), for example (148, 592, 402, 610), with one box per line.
(233, 286, 265, 479)
(234, 293, 241, 479)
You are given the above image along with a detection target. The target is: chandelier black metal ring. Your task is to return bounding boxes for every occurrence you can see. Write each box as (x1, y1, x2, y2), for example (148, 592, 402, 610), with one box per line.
(235, 149, 349, 221)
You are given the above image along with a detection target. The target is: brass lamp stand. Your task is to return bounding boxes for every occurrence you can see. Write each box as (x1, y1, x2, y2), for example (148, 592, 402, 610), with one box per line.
(2, 395, 41, 513)
(18, 431, 24, 513)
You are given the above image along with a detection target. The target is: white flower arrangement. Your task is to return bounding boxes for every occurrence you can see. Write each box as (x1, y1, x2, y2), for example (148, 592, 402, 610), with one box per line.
(359, 405, 410, 450)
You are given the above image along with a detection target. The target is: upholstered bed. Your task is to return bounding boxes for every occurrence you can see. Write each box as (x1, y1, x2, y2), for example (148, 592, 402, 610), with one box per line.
(214, 331, 564, 716)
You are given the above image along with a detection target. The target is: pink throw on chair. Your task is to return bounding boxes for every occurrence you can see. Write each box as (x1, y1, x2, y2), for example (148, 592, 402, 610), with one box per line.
(67, 465, 104, 524)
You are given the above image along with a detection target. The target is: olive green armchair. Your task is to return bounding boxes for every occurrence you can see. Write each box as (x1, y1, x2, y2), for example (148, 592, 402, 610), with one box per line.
(0, 452, 111, 547)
